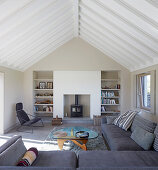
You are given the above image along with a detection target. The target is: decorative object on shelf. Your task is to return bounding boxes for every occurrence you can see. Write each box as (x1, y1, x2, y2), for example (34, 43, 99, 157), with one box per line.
(47, 82, 53, 89)
(39, 82, 46, 89)
(52, 115, 62, 125)
(75, 131, 89, 138)
(35, 100, 52, 104)
(116, 84, 120, 89)
(101, 106, 106, 112)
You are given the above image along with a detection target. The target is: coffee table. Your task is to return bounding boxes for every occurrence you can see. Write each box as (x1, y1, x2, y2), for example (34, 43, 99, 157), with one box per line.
(46, 126, 98, 151)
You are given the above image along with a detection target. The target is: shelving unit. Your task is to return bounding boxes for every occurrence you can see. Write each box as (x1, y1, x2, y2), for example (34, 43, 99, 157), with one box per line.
(33, 71, 53, 117)
(101, 71, 121, 116)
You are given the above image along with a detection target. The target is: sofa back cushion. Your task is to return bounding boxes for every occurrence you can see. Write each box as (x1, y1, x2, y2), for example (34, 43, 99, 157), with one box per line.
(0, 136, 27, 166)
(131, 114, 157, 133)
(153, 125, 158, 151)
(131, 126, 155, 150)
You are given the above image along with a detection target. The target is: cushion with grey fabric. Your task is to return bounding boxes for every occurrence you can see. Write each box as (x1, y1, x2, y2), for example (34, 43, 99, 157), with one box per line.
(0, 136, 27, 166)
(153, 125, 158, 151)
(101, 124, 143, 151)
(32, 151, 77, 168)
(131, 115, 157, 133)
(131, 126, 155, 150)
(113, 110, 138, 131)
(106, 116, 118, 125)
(78, 151, 158, 168)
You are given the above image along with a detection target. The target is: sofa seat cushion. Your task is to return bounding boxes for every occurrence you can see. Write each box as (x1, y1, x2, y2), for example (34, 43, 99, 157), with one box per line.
(108, 137, 144, 151)
(101, 124, 143, 151)
(78, 151, 158, 168)
(32, 151, 77, 167)
(102, 124, 131, 138)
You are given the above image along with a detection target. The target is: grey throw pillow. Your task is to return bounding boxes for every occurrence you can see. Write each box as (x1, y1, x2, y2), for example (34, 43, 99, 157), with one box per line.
(131, 126, 155, 150)
(106, 116, 118, 125)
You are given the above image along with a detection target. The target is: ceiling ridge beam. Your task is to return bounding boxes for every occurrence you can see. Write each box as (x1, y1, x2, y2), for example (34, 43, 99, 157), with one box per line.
(73, 0, 79, 37)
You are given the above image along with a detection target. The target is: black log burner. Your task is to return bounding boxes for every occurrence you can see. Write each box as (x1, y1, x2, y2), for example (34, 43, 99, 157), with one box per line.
(71, 95, 83, 117)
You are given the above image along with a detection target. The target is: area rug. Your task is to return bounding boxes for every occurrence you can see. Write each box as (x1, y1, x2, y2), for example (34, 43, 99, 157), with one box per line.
(42, 126, 107, 155)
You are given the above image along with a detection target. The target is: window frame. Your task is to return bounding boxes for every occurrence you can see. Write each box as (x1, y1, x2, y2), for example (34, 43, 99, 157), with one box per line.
(137, 72, 151, 111)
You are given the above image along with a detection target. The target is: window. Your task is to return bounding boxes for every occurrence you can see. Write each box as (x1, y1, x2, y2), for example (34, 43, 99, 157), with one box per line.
(138, 73, 151, 110)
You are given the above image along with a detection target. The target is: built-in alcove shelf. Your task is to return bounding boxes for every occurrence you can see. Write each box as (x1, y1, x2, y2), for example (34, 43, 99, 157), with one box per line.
(101, 79, 120, 81)
(101, 71, 121, 116)
(34, 79, 53, 81)
(101, 89, 120, 91)
(34, 89, 53, 91)
(33, 71, 53, 118)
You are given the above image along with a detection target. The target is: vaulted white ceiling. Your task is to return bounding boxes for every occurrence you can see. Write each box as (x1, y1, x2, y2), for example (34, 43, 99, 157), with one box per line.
(0, 0, 158, 72)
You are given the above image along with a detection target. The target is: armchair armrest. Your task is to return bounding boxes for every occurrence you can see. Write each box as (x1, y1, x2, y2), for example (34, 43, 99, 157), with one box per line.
(27, 113, 37, 118)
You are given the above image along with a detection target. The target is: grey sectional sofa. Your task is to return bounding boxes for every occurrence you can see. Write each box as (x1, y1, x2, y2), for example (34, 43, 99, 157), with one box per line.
(1, 114, 158, 170)
(77, 114, 158, 169)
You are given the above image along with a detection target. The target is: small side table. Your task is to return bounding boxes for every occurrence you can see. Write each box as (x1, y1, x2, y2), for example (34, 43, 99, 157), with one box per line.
(93, 115, 101, 126)
(52, 116, 62, 126)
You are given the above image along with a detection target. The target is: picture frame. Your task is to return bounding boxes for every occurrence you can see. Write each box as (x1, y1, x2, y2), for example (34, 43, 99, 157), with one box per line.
(39, 82, 46, 89)
(47, 82, 53, 89)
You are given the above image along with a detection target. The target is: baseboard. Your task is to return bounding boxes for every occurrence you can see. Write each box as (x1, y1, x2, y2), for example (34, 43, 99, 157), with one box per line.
(4, 122, 19, 134)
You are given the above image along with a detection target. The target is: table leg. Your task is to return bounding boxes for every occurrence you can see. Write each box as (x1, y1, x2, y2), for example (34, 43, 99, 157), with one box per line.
(57, 139, 67, 150)
(71, 139, 88, 151)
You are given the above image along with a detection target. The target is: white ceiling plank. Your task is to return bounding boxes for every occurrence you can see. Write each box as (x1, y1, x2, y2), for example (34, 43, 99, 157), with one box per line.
(80, 14, 154, 62)
(7, 20, 73, 66)
(81, 0, 158, 43)
(94, 0, 158, 39)
(80, 7, 158, 60)
(80, 29, 140, 67)
(0, 0, 32, 23)
(73, 0, 79, 37)
(0, 0, 72, 52)
(80, 34, 132, 70)
(0, 10, 73, 62)
(80, 2, 158, 53)
(119, 0, 158, 23)
(0, 0, 58, 38)
(20, 34, 74, 70)
(13, 27, 74, 68)
(80, 24, 146, 65)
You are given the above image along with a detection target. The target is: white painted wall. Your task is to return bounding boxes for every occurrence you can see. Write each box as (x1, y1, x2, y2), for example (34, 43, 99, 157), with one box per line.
(54, 71, 101, 119)
(23, 38, 131, 117)
(0, 72, 4, 134)
(0, 66, 23, 134)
